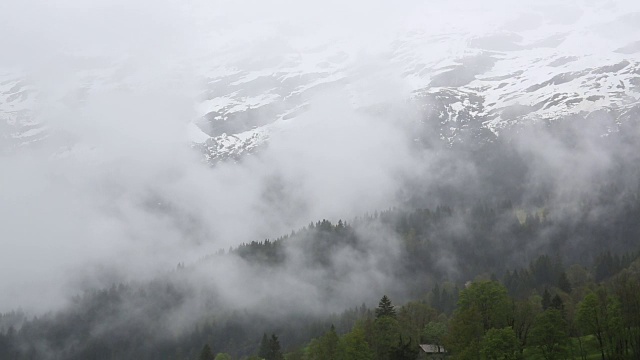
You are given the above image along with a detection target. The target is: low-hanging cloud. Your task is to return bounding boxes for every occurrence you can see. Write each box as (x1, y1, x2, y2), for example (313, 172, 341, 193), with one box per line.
(1, 0, 639, 324)
(0, 0, 426, 314)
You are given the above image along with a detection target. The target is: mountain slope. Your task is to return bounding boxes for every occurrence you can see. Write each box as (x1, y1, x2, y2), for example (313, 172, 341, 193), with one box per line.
(1, 2, 639, 161)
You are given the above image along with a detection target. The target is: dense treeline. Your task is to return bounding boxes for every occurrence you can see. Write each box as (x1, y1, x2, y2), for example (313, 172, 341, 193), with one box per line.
(231, 183, 640, 291)
(0, 188, 639, 359)
(290, 251, 640, 360)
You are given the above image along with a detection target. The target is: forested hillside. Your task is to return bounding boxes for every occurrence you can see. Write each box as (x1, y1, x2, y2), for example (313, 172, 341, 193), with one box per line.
(1, 185, 639, 359)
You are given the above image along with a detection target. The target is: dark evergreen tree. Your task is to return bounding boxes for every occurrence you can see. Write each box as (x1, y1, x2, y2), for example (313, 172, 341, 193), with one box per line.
(431, 284, 442, 311)
(375, 295, 397, 319)
(199, 344, 215, 360)
(542, 289, 551, 310)
(268, 334, 284, 360)
(557, 272, 571, 293)
(550, 295, 564, 313)
(258, 333, 270, 359)
(530, 256, 558, 287)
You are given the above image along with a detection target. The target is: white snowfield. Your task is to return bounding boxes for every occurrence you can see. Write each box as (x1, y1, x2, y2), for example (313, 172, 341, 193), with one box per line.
(1, 1, 639, 160)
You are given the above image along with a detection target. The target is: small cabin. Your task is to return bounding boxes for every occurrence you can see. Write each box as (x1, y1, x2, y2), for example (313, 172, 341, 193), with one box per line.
(418, 344, 447, 360)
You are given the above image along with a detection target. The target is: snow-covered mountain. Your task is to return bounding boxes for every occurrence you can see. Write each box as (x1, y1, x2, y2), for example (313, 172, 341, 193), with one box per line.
(2, 1, 639, 161)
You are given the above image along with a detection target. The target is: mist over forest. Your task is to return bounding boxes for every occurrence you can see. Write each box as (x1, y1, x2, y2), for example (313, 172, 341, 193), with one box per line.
(1, 0, 640, 359)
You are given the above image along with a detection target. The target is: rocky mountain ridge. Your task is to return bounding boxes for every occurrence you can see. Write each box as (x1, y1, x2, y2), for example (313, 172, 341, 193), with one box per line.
(2, 2, 639, 162)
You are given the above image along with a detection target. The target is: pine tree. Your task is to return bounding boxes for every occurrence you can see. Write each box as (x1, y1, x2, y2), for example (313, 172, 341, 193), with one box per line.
(258, 333, 269, 359)
(199, 344, 215, 360)
(431, 284, 442, 311)
(550, 295, 564, 313)
(542, 289, 551, 310)
(257, 333, 284, 360)
(268, 334, 284, 360)
(557, 272, 572, 293)
(376, 295, 397, 319)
